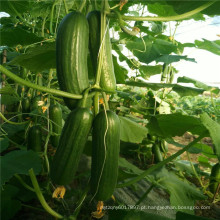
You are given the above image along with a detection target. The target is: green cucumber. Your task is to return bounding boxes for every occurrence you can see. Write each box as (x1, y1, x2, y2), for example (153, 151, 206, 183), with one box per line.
(91, 110, 120, 201)
(209, 163, 220, 194)
(49, 104, 62, 148)
(22, 97, 30, 113)
(159, 140, 168, 153)
(152, 143, 163, 163)
(56, 11, 89, 109)
(50, 108, 93, 185)
(87, 10, 116, 92)
(27, 125, 42, 152)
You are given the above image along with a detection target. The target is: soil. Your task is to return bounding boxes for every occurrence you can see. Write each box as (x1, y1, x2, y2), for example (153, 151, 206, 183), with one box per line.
(167, 132, 220, 219)
(167, 132, 217, 164)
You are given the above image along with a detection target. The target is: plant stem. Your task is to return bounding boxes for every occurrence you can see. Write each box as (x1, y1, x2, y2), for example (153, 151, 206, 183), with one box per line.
(81, 88, 91, 108)
(28, 168, 63, 219)
(21, 203, 45, 212)
(117, 133, 206, 188)
(78, 0, 86, 12)
(186, 152, 204, 187)
(41, 17, 47, 37)
(102, 92, 109, 110)
(94, 92, 100, 116)
(0, 112, 29, 125)
(94, 10, 106, 87)
(14, 174, 35, 192)
(108, 1, 215, 22)
(0, 65, 82, 99)
(135, 184, 154, 205)
(73, 186, 89, 217)
(63, 0, 68, 14)
(50, 1, 57, 34)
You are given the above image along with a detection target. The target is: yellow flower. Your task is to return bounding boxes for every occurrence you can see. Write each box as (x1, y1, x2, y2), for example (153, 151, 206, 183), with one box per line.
(119, 0, 128, 10)
(99, 98, 104, 105)
(42, 106, 48, 113)
(91, 201, 105, 219)
(52, 186, 66, 199)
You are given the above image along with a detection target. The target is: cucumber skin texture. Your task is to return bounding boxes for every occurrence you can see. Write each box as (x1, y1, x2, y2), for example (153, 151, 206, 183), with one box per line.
(56, 12, 89, 109)
(49, 104, 62, 148)
(87, 11, 116, 92)
(27, 126, 42, 152)
(22, 97, 30, 113)
(50, 108, 93, 185)
(91, 110, 120, 201)
(152, 143, 163, 163)
(209, 163, 220, 194)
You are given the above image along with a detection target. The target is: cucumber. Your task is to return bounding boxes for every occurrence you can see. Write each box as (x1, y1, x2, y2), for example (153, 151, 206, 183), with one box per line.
(22, 97, 30, 113)
(50, 108, 93, 185)
(87, 10, 116, 92)
(49, 104, 62, 148)
(159, 140, 168, 153)
(27, 125, 42, 152)
(91, 110, 120, 201)
(56, 11, 89, 109)
(152, 143, 163, 163)
(209, 163, 220, 194)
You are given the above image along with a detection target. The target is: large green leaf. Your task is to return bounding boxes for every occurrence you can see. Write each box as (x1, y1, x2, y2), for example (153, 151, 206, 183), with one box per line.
(126, 36, 177, 64)
(0, 27, 43, 47)
(148, 2, 177, 17)
(165, 1, 207, 20)
(0, 150, 42, 186)
(200, 113, 220, 161)
(125, 81, 205, 96)
(30, 1, 52, 18)
(10, 42, 56, 72)
(147, 113, 208, 138)
(0, 138, 9, 153)
(177, 76, 220, 92)
(202, 2, 220, 16)
(113, 55, 128, 83)
(0, 0, 32, 15)
(119, 157, 143, 176)
(149, 168, 206, 214)
(0, 185, 22, 220)
(119, 116, 148, 143)
(155, 54, 196, 65)
(1, 94, 20, 105)
(139, 65, 162, 79)
(195, 39, 220, 56)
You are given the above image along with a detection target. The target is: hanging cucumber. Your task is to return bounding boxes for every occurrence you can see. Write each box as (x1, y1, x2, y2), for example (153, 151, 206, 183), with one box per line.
(152, 143, 163, 163)
(56, 11, 89, 109)
(49, 104, 62, 148)
(91, 110, 120, 201)
(22, 97, 30, 113)
(159, 140, 168, 153)
(209, 163, 220, 194)
(27, 125, 42, 152)
(87, 10, 116, 92)
(50, 108, 93, 185)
